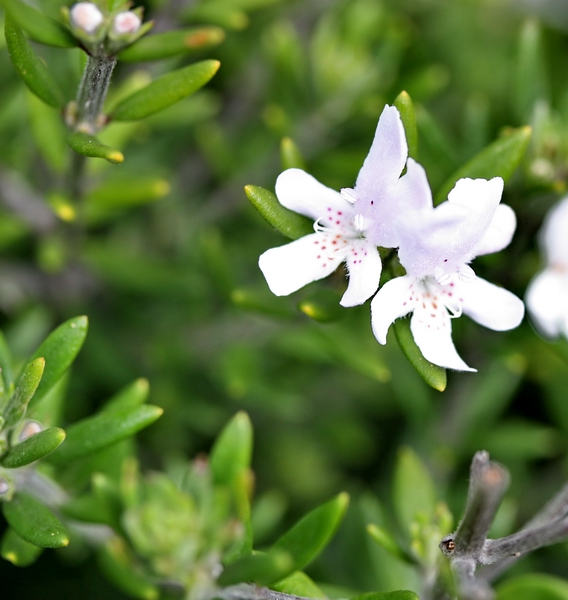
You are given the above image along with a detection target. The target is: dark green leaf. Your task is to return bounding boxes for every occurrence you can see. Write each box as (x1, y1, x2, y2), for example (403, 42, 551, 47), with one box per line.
(28, 316, 88, 409)
(218, 550, 293, 587)
(112, 60, 220, 121)
(48, 404, 163, 464)
(210, 411, 253, 486)
(496, 573, 568, 600)
(1, 427, 65, 468)
(2, 492, 69, 548)
(118, 27, 225, 62)
(4, 16, 66, 108)
(393, 318, 446, 392)
(245, 185, 313, 240)
(0, 331, 14, 389)
(0, 0, 75, 47)
(3, 358, 45, 428)
(1, 527, 43, 566)
(394, 91, 418, 159)
(351, 592, 419, 600)
(393, 447, 437, 532)
(435, 126, 531, 205)
(280, 137, 306, 170)
(271, 492, 349, 572)
(67, 132, 124, 164)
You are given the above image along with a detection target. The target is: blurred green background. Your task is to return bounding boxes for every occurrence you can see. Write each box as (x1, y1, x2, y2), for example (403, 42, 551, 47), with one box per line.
(3, 0, 568, 597)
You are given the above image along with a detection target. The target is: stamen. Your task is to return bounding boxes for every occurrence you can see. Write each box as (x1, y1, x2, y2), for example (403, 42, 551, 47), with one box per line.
(353, 214, 373, 232)
(340, 187, 358, 204)
(458, 264, 476, 281)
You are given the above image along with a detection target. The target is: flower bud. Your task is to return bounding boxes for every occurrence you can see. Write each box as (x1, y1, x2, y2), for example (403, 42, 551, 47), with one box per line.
(70, 2, 104, 34)
(112, 11, 142, 35)
(18, 420, 43, 442)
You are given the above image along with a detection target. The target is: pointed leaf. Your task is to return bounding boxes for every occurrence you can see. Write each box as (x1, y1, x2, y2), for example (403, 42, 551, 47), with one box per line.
(103, 378, 150, 412)
(393, 447, 437, 532)
(3, 358, 45, 428)
(218, 550, 294, 587)
(0, 331, 14, 389)
(367, 524, 417, 565)
(280, 137, 306, 170)
(111, 59, 220, 121)
(393, 318, 446, 392)
(271, 492, 349, 572)
(245, 185, 313, 240)
(4, 16, 66, 108)
(1, 427, 65, 468)
(48, 404, 163, 464)
(394, 91, 418, 159)
(67, 132, 124, 164)
(118, 27, 225, 62)
(435, 126, 531, 204)
(273, 571, 326, 598)
(0, 0, 76, 47)
(210, 411, 253, 486)
(28, 316, 88, 408)
(2, 492, 69, 548)
(1, 528, 43, 566)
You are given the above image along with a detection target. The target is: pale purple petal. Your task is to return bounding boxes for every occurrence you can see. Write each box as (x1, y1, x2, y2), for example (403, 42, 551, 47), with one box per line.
(526, 268, 568, 338)
(275, 169, 350, 225)
(370, 276, 416, 344)
(340, 241, 382, 307)
(457, 277, 525, 331)
(540, 196, 568, 266)
(259, 233, 343, 296)
(473, 204, 517, 256)
(354, 105, 408, 199)
(410, 306, 476, 372)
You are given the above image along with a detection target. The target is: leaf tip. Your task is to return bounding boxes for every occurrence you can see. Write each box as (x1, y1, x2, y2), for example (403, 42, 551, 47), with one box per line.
(107, 151, 124, 164)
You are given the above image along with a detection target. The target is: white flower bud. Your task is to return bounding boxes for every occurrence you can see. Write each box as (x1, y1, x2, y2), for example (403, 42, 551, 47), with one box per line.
(19, 420, 43, 442)
(70, 2, 104, 34)
(112, 11, 142, 35)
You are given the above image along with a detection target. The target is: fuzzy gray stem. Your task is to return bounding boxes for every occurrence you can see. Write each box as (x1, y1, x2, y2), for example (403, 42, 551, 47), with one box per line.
(75, 53, 116, 133)
(211, 584, 314, 600)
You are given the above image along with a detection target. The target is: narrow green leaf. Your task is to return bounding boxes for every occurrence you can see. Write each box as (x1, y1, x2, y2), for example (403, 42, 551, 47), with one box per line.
(393, 318, 446, 392)
(0, 0, 75, 47)
(393, 447, 437, 532)
(1, 427, 65, 468)
(112, 59, 220, 121)
(394, 91, 418, 159)
(0, 331, 14, 388)
(98, 538, 159, 600)
(434, 126, 532, 205)
(28, 316, 88, 409)
(103, 378, 150, 412)
(245, 185, 313, 240)
(4, 16, 66, 108)
(271, 492, 349, 572)
(2, 492, 69, 548)
(1, 528, 43, 567)
(496, 573, 568, 600)
(210, 411, 253, 486)
(118, 27, 225, 62)
(218, 550, 293, 587)
(280, 137, 306, 170)
(3, 358, 45, 428)
(367, 524, 417, 565)
(48, 404, 163, 464)
(351, 592, 419, 600)
(273, 571, 326, 598)
(67, 132, 124, 164)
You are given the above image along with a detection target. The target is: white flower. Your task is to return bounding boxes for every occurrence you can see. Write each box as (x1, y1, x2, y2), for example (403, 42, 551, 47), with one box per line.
(112, 11, 142, 35)
(526, 196, 568, 338)
(70, 2, 104, 34)
(371, 177, 525, 371)
(259, 105, 428, 307)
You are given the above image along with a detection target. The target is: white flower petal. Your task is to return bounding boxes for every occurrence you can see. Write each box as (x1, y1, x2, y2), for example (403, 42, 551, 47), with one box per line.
(370, 276, 415, 344)
(340, 242, 382, 307)
(457, 277, 525, 331)
(259, 233, 343, 296)
(354, 105, 408, 202)
(410, 307, 476, 372)
(447, 177, 504, 218)
(275, 169, 348, 224)
(540, 196, 568, 266)
(474, 204, 517, 256)
(526, 268, 568, 338)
